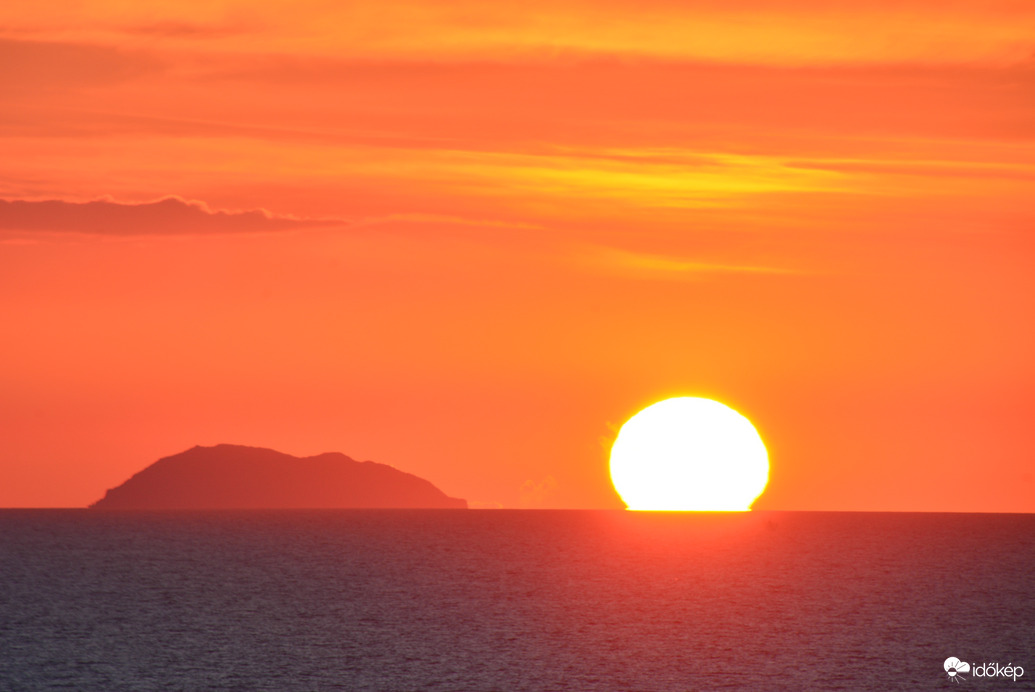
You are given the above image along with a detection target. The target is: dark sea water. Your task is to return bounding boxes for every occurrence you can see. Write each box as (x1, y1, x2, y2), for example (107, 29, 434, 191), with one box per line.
(1, 510, 1032, 691)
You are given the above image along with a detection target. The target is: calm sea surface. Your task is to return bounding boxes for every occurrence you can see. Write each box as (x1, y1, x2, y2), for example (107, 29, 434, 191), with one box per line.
(1, 510, 1032, 691)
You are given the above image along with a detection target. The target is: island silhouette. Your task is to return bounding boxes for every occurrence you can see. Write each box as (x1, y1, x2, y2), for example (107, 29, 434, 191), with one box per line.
(90, 444, 467, 509)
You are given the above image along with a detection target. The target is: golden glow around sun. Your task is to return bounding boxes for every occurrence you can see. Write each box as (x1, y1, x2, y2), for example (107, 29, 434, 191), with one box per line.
(609, 397, 769, 511)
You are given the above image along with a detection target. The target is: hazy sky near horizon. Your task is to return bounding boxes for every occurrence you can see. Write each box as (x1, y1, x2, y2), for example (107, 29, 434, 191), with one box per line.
(1, 0, 1033, 510)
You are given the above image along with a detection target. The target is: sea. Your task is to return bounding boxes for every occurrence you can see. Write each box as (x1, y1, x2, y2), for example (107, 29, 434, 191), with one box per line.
(1, 510, 1032, 691)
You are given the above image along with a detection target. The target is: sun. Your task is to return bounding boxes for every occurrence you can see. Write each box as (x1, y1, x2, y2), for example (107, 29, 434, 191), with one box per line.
(609, 397, 769, 511)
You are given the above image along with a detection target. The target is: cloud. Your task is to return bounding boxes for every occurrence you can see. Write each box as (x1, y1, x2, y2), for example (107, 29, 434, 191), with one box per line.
(468, 500, 504, 509)
(0, 39, 160, 90)
(0, 197, 342, 235)
(519, 475, 558, 508)
(231, 1, 1035, 66)
(124, 22, 244, 39)
(785, 158, 1035, 182)
(580, 245, 796, 280)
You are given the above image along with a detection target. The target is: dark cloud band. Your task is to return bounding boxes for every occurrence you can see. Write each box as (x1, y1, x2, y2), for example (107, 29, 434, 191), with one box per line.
(0, 197, 339, 235)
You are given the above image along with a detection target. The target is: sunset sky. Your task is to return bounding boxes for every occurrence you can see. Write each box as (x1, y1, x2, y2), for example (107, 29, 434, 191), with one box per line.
(2, 0, 1032, 511)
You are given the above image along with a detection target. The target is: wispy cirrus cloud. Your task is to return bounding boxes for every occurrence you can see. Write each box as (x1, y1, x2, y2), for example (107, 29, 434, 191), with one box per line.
(0, 197, 342, 235)
(0, 38, 160, 91)
(4, 0, 1033, 65)
(785, 158, 1035, 182)
(123, 21, 246, 39)
(579, 245, 798, 280)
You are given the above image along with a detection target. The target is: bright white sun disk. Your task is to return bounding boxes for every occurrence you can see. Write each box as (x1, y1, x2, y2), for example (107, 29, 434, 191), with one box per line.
(609, 397, 769, 511)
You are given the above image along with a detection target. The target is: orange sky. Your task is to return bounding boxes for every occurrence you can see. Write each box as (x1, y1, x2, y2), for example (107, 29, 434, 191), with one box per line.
(1, 0, 1033, 510)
